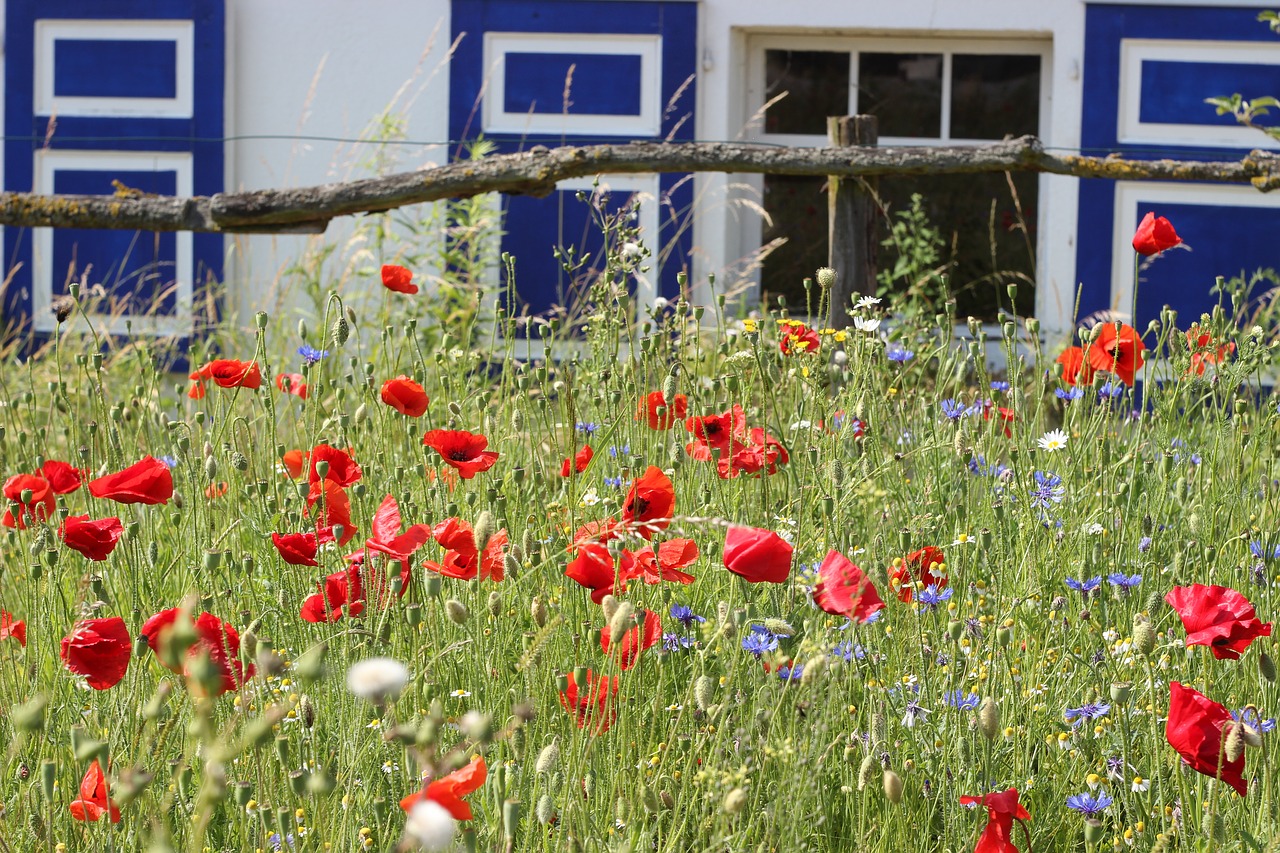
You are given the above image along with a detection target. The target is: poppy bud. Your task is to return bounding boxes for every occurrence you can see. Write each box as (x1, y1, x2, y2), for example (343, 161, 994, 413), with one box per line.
(12, 694, 47, 732)
(723, 788, 747, 815)
(474, 510, 496, 554)
(857, 754, 877, 790)
(296, 643, 327, 684)
(763, 618, 795, 637)
(1260, 651, 1277, 683)
(1132, 614, 1156, 656)
(331, 317, 350, 347)
(600, 595, 619, 623)
(503, 799, 522, 840)
(609, 602, 635, 645)
(41, 759, 56, 802)
(487, 591, 502, 618)
(815, 267, 836, 289)
(871, 712, 887, 747)
(1225, 722, 1247, 762)
(694, 675, 715, 711)
(446, 599, 469, 625)
(978, 698, 1000, 740)
(535, 793, 557, 825)
(947, 620, 964, 641)
(882, 769, 903, 803)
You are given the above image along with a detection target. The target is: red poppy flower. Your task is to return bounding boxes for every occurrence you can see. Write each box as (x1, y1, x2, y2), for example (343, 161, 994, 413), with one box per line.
(1186, 326, 1234, 376)
(69, 760, 121, 823)
(140, 608, 254, 695)
(890, 547, 948, 603)
(812, 550, 885, 624)
(723, 525, 792, 584)
(282, 449, 306, 479)
(1166, 681, 1248, 796)
(60, 514, 124, 561)
(41, 459, 85, 494)
(981, 403, 1017, 438)
(638, 391, 688, 430)
(88, 456, 174, 505)
(381, 263, 419, 295)
(716, 428, 789, 479)
(620, 538, 698, 585)
(347, 494, 431, 593)
(400, 754, 487, 820)
(2, 474, 55, 528)
(423, 429, 499, 479)
(60, 616, 130, 690)
(1055, 346, 1095, 387)
(205, 481, 229, 500)
(1132, 211, 1181, 256)
(381, 376, 429, 417)
(621, 466, 675, 538)
(685, 404, 747, 452)
(959, 788, 1030, 853)
(779, 322, 821, 356)
(300, 565, 365, 622)
(565, 541, 621, 603)
(422, 516, 507, 582)
(601, 608, 662, 670)
(1165, 584, 1272, 660)
(559, 668, 619, 734)
(308, 444, 362, 488)
(1, 610, 27, 646)
(272, 531, 320, 567)
(188, 359, 262, 398)
(1085, 322, 1146, 387)
(561, 444, 594, 477)
(276, 373, 308, 399)
(306, 479, 357, 546)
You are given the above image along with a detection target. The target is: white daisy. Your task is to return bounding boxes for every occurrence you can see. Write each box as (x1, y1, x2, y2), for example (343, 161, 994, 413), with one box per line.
(1037, 428, 1069, 453)
(853, 316, 882, 333)
(855, 296, 883, 310)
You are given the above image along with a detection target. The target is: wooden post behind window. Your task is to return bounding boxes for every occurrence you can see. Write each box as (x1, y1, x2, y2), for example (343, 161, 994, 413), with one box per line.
(827, 114, 879, 329)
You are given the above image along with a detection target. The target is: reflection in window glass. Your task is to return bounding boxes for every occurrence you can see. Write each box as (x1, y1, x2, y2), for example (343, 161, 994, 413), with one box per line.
(764, 50, 850, 135)
(950, 54, 1041, 139)
(856, 53, 942, 138)
(760, 175, 829, 309)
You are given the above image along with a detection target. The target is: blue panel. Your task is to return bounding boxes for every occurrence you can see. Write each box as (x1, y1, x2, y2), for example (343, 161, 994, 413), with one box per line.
(501, 190, 612, 316)
(450, 1, 697, 322)
(1139, 60, 1280, 128)
(1133, 201, 1280, 330)
(4, 0, 224, 348)
(54, 38, 177, 98)
(503, 52, 642, 115)
(51, 169, 178, 315)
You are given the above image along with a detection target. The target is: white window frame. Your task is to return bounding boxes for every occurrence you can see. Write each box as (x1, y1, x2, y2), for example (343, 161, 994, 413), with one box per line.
(738, 34, 1052, 336)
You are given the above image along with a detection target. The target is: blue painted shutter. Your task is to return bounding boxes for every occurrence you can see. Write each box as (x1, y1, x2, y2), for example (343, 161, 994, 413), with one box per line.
(4, 0, 224, 343)
(1077, 5, 1280, 330)
(450, 0, 697, 327)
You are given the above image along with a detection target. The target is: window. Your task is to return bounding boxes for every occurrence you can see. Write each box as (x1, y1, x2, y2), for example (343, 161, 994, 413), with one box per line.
(746, 37, 1048, 320)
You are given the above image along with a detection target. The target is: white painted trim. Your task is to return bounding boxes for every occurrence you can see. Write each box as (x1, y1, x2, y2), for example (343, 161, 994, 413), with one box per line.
(33, 150, 193, 337)
(481, 32, 662, 137)
(34, 19, 195, 119)
(1117, 38, 1280, 150)
(1109, 180, 1277, 323)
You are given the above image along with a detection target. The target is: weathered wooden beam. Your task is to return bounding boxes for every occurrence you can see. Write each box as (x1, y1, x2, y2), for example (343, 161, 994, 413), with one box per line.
(0, 137, 1276, 234)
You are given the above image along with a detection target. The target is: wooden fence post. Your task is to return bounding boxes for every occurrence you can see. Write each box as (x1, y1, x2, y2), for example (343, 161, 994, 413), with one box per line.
(827, 115, 879, 329)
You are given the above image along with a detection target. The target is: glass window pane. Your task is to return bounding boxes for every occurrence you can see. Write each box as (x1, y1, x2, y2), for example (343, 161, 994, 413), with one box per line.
(760, 175, 829, 310)
(876, 173, 1038, 321)
(764, 50, 850, 135)
(856, 53, 942, 138)
(950, 54, 1041, 140)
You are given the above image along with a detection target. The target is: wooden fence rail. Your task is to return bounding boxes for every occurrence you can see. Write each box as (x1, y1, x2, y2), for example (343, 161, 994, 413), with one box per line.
(1, 134, 1277, 237)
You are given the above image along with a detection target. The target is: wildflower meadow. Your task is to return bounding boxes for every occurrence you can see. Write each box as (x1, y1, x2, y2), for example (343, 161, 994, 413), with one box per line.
(2, 209, 1280, 853)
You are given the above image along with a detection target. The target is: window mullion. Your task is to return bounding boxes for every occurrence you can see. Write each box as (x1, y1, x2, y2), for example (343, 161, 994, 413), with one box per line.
(848, 50, 859, 116)
(940, 52, 953, 142)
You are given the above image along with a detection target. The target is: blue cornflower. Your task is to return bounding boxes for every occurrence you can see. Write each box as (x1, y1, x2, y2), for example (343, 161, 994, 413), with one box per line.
(777, 662, 804, 682)
(1029, 471, 1065, 509)
(944, 690, 981, 711)
(830, 641, 866, 663)
(917, 584, 953, 611)
(1055, 386, 1083, 402)
(1138, 536, 1153, 553)
(608, 445, 630, 458)
(1066, 791, 1113, 816)
(575, 422, 600, 434)
(603, 476, 628, 489)
(159, 455, 179, 469)
(991, 381, 1010, 392)
(941, 399, 969, 422)
(1232, 708, 1277, 733)
(662, 632, 696, 652)
(297, 345, 329, 366)
(1107, 573, 1142, 589)
(1098, 381, 1124, 401)
(1064, 701, 1111, 725)
(1065, 576, 1102, 594)
(968, 454, 992, 475)
(887, 344, 915, 363)
(742, 626, 779, 658)
(268, 833, 295, 851)
(670, 604, 705, 628)
(898, 430, 914, 446)
(1249, 540, 1280, 561)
